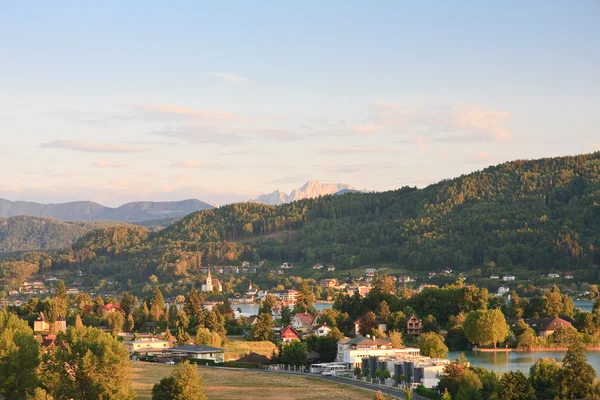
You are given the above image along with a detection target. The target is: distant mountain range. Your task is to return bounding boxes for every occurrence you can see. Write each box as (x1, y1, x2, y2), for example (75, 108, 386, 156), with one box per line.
(253, 181, 360, 205)
(0, 198, 214, 222)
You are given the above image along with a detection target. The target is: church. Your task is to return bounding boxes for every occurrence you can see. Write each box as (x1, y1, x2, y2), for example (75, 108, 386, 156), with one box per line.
(201, 268, 222, 292)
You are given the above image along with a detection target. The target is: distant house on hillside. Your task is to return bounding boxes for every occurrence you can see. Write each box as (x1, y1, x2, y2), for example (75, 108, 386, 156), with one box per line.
(489, 275, 500, 280)
(319, 278, 337, 289)
(353, 315, 387, 336)
(312, 323, 332, 337)
(236, 352, 272, 365)
(327, 265, 336, 272)
(548, 273, 560, 279)
(503, 275, 516, 281)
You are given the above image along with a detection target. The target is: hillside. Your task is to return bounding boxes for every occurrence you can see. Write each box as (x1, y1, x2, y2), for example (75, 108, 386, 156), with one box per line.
(0, 198, 213, 222)
(0, 216, 135, 252)
(253, 181, 356, 205)
(4, 152, 600, 283)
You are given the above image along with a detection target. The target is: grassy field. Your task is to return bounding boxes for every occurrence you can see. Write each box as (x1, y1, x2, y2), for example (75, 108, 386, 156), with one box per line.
(224, 339, 277, 360)
(131, 361, 374, 399)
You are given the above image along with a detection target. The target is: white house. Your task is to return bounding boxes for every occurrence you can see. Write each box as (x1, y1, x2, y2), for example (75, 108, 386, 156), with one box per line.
(548, 273, 560, 279)
(380, 354, 451, 388)
(497, 286, 510, 296)
(201, 269, 222, 292)
(489, 275, 500, 280)
(503, 275, 516, 281)
(291, 312, 315, 331)
(312, 323, 332, 337)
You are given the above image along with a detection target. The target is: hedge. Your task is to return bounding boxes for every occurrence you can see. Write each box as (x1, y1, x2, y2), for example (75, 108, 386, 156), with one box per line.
(223, 362, 262, 369)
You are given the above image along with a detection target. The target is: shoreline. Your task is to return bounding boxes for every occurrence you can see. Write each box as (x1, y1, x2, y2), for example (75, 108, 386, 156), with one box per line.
(466, 346, 600, 353)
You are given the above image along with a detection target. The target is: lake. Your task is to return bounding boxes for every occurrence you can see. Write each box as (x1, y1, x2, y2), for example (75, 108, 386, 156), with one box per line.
(574, 299, 593, 312)
(448, 350, 600, 376)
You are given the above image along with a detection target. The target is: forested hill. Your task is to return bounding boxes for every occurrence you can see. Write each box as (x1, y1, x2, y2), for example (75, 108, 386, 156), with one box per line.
(6, 152, 600, 280)
(0, 216, 137, 252)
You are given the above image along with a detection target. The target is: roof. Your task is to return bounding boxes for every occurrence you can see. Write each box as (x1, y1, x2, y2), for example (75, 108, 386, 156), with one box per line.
(281, 325, 299, 338)
(313, 323, 331, 331)
(526, 316, 572, 332)
(293, 312, 315, 326)
(102, 303, 121, 312)
(41, 334, 56, 348)
(346, 336, 392, 347)
(236, 352, 272, 365)
(166, 344, 224, 354)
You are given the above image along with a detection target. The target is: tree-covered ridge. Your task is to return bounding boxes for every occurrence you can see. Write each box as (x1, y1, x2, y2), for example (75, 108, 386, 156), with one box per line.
(0, 216, 132, 253)
(4, 152, 600, 280)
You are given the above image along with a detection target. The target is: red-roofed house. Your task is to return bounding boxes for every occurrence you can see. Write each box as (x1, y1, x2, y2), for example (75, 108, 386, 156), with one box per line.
(41, 334, 56, 350)
(101, 303, 121, 313)
(291, 312, 315, 331)
(280, 325, 299, 343)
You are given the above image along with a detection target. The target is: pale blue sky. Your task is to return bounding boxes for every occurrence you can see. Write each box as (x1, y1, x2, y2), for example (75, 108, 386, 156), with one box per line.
(1, 1, 598, 206)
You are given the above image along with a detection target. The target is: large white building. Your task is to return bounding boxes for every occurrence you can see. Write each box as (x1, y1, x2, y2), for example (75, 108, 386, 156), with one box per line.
(378, 354, 451, 388)
(123, 338, 171, 354)
(337, 336, 420, 369)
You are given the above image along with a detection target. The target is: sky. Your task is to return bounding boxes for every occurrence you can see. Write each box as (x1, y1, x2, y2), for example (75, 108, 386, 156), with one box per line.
(1, 1, 599, 206)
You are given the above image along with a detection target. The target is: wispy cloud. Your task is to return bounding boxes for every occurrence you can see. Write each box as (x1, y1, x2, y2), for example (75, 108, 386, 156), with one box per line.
(367, 103, 512, 143)
(135, 104, 247, 123)
(91, 161, 131, 168)
(206, 71, 248, 85)
(319, 146, 398, 155)
(316, 163, 387, 174)
(41, 140, 147, 153)
(153, 125, 299, 145)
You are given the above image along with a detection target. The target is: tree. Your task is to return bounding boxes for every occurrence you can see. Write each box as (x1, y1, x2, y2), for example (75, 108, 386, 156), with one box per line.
(377, 301, 390, 320)
(463, 309, 509, 349)
(373, 391, 386, 400)
(259, 294, 277, 315)
(279, 341, 307, 367)
(293, 281, 316, 314)
(151, 287, 165, 321)
(106, 311, 125, 334)
(43, 326, 135, 400)
(120, 292, 138, 316)
(195, 327, 211, 346)
(559, 340, 596, 399)
(184, 287, 203, 319)
(496, 371, 535, 400)
(441, 388, 452, 400)
(176, 327, 191, 346)
(27, 387, 54, 400)
(124, 313, 135, 332)
(252, 313, 274, 341)
(417, 332, 448, 358)
(55, 280, 67, 301)
(359, 311, 377, 336)
(529, 358, 561, 400)
(280, 305, 292, 326)
(0, 310, 41, 400)
(75, 314, 84, 328)
(152, 360, 207, 400)
(163, 328, 173, 343)
(550, 325, 580, 346)
(388, 330, 404, 348)
(422, 314, 439, 333)
(455, 370, 482, 400)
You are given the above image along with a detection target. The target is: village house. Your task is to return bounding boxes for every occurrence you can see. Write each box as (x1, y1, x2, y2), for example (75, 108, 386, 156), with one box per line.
(34, 312, 67, 333)
(327, 265, 336, 272)
(565, 275, 574, 279)
(489, 275, 500, 279)
(417, 284, 438, 293)
(497, 286, 510, 296)
(398, 276, 414, 283)
(312, 323, 332, 337)
(124, 338, 172, 355)
(66, 288, 80, 295)
(442, 268, 453, 274)
(291, 312, 315, 331)
(280, 325, 299, 342)
(272, 289, 298, 304)
(319, 278, 337, 289)
(313, 263, 324, 270)
(407, 315, 423, 335)
(548, 273, 560, 279)
(428, 272, 437, 279)
(524, 316, 573, 337)
(166, 344, 225, 363)
(365, 268, 377, 274)
(503, 275, 516, 281)
(100, 303, 121, 313)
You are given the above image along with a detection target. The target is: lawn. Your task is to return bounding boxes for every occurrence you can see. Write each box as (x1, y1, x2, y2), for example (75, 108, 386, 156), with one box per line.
(131, 361, 374, 400)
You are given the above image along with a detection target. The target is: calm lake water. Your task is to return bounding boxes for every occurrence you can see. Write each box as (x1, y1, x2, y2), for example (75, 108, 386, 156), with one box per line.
(449, 300, 598, 374)
(448, 350, 600, 376)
